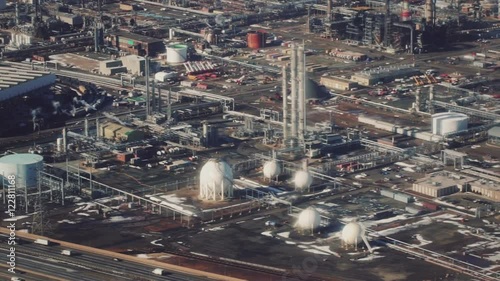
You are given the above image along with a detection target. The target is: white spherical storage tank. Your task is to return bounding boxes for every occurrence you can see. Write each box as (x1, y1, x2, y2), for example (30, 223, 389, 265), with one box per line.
(199, 159, 233, 201)
(263, 160, 281, 179)
(294, 170, 313, 191)
(0, 154, 43, 189)
(294, 206, 321, 232)
(341, 221, 364, 245)
(166, 44, 188, 64)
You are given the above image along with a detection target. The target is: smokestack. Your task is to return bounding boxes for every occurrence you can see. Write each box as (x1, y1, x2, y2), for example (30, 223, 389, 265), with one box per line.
(167, 87, 172, 120)
(429, 85, 435, 114)
(157, 85, 161, 113)
(96, 117, 100, 139)
(290, 44, 298, 138)
(282, 65, 288, 141)
(62, 127, 67, 153)
(151, 79, 156, 113)
(401, 0, 411, 21)
(298, 45, 305, 142)
(15, 3, 19, 26)
(425, 0, 435, 26)
(145, 56, 150, 117)
(327, 0, 332, 22)
(84, 118, 89, 137)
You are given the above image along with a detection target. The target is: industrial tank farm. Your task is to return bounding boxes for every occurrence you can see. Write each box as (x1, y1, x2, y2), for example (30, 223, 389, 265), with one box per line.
(2, 0, 500, 279)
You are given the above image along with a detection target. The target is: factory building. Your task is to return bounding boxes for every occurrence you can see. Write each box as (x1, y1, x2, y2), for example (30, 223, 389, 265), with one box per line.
(412, 171, 475, 197)
(320, 76, 358, 91)
(108, 32, 165, 57)
(469, 180, 500, 202)
(487, 126, 500, 146)
(100, 122, 144, 142)
(350, 66, 420, 86)
(120, 55, 146, 76)
(99, 60, 127, 76)
(56, 13, 84, 27)
(0, 66, 56, 102)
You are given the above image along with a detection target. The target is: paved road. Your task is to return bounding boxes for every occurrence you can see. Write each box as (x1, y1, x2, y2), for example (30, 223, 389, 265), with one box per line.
(0, 234, 217, 281)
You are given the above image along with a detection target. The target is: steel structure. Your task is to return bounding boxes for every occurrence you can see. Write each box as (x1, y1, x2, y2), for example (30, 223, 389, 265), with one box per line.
(431, 100, 500, 120)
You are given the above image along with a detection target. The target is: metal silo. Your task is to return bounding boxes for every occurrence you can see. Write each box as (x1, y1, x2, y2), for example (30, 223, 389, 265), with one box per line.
(0, 154, 43, 189)
(166, 44, 188, 64)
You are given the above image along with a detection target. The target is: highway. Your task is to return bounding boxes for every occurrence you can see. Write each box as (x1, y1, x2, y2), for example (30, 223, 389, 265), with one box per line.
(0, 233, 243, 281)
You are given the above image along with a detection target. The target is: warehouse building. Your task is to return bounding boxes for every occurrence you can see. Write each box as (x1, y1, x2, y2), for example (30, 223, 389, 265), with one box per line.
(351, 65, 420, 86)
(100, 122, 144, 142)
(469, 180, 500, 202)
(487, 126, 500, 146)
(56, 13, 84, 27)
(320, 76, 358, 91)
(108, 32, 165, 56)
(0, 66, 56, 102)
(99, 60, 127, 76)
(120, 55, 146, 76)
(412, 171, 475, 197)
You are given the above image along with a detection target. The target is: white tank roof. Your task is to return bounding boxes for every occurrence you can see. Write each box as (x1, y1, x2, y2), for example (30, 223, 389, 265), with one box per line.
(263, 160, 281, 179)
(341, 221, 364, 245)
(294, 170, 313, 190)
(199, 159, 233, 201)
(294, 207, 321, 231)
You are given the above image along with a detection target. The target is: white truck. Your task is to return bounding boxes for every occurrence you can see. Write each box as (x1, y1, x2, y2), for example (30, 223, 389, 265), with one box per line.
(61, 250, 74, 256)
(152, 268, 165, 276)
(34, 239, 50, 246)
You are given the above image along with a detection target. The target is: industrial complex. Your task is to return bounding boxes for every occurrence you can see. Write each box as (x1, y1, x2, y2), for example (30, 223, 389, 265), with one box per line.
(0, 0, 499, 280)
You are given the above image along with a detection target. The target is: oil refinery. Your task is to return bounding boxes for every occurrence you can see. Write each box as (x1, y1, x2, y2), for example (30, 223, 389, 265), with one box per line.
(0, 0, 499, 280)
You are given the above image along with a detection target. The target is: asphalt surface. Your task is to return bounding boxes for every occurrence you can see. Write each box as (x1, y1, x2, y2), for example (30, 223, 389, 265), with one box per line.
(0, 234, 213, 281)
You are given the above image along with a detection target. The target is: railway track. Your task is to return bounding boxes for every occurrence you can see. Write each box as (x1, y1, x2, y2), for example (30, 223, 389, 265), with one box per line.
(161, 248, 328, 281)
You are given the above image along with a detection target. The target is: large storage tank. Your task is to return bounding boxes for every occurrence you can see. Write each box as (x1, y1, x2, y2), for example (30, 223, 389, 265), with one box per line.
(166, 44, 188, 64)
(294, 170, 313, 191)
(441, 115, 468, 135)
(432, 112, 468, 136)
(263, 160, 281, 179)
(199, 159, 233, 200)
(0, 154, 43, 189)
(247, 31, 265, 49)
(294, 206, 321, 232)
(342, 221, 364, 245)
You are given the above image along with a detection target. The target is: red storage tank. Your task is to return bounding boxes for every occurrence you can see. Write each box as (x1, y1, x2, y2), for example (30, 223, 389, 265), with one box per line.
(247, 31, 265, 49)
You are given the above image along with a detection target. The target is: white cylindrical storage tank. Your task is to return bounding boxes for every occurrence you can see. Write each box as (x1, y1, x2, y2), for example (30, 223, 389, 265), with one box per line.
(440, 114, 468, 135)
(56, 138, 63, 152)
(342, 221, 364, 245)
(294, 206, 321, 232)
(0, 154, 43, 189)
(166, 44, 188, 64)
(263, 160, 281, 179)
(199, 159, 233, 201)
(294, 170, 313, 191)
(432, 112, 451, 135)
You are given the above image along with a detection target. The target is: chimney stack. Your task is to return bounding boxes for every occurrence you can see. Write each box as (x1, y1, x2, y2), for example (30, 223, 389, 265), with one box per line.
(282, 65, 288, 141)
(298, 45, 305, 142)
(290, 44, 298, 138)
(145, 56, 150, 117)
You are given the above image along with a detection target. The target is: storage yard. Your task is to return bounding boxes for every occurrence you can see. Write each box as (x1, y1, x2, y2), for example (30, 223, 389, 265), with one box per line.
(0, 0, 500, 280)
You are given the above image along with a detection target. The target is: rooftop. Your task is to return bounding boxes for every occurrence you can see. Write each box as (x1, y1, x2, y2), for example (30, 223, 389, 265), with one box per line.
(415, 171, 476, 189)
(113, 32, 164, 44)
(488, 126, 500, 137)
